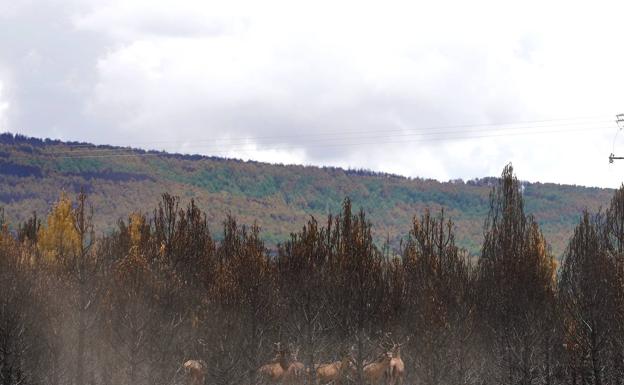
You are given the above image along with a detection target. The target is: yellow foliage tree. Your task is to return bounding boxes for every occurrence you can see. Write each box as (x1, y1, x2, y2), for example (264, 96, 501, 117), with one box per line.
(37, 192, 81, 263)
(129, 212, 144, 252)
(528, 221, 558, 290)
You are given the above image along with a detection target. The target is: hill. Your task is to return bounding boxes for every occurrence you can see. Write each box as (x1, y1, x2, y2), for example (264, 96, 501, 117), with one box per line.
(0, 133, 613, 255)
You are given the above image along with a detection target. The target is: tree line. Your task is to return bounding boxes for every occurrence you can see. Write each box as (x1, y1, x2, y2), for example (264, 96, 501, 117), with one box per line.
(0, 164, 622, 385)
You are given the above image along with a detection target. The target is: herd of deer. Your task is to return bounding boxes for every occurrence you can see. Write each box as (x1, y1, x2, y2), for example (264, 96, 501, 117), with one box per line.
(182, 341, 405, 385)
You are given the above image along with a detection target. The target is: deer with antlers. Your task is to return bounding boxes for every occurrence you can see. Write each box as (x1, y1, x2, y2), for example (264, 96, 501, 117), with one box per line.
(380, 334, 407, 385)
(183, 359, 207, 385)
(386, 344, 405, 385)
(363, 352, 393, 385)
(258, 343, 305, 385)
(258, 343, 288, 384)
(315, 351, 355, 385)
(281, 345, 305, 385)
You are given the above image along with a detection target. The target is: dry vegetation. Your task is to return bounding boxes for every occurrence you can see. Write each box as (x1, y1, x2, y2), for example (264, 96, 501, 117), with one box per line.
(1, 164, 623, 385)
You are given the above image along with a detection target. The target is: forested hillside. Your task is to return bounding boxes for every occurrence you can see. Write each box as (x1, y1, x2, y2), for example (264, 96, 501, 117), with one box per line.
(0, 133, 613, 255)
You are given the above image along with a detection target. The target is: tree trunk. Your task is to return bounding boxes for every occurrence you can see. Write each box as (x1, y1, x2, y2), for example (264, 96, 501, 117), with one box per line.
(76, 285, 86, 385)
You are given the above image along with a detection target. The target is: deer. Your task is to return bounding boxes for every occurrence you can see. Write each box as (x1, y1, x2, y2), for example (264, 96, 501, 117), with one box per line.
(315, 351, 354, 385)
(258, 343, 288, 384)
(386, 343, 405, 385)
(379, 334, 407, 385)
(363, 352, 393, 385)
(281, 346, 305, 385)
(183, 359, 207, 385)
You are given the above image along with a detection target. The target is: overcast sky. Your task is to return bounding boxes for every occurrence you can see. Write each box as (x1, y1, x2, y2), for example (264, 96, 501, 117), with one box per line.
(1, 0, 624, 187)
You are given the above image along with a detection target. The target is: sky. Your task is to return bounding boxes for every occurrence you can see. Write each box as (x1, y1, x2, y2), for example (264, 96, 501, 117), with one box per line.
(1, 0, 624, 188)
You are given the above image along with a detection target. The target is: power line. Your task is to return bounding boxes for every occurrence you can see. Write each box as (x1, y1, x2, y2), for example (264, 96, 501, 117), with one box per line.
(33, 125, 612, 160)
(34, 118, 614, 157)
(44, 115, 610, 151)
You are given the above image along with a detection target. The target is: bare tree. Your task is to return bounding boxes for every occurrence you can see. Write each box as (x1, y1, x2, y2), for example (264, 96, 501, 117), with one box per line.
(277, 216, 334, 382)
(328, 199, 387, 385)
(560, 211, 620, 385)
(213, 216, 279, 385)
(402, 209, 474, 385)
(476, 164, 556, 385)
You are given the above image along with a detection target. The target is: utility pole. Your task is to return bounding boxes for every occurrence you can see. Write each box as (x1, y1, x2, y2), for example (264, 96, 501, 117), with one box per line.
(609, 114, 624, 163)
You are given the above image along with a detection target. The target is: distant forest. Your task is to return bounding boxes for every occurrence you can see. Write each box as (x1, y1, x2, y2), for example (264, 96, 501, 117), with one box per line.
(0, 133, 612, 256)
(2, 164, 624, 385)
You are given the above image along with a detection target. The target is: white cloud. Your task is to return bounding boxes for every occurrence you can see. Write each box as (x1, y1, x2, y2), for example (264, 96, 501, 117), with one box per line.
(74, 0, 249, 40)
(3, 0, 624, 187)
(0, 81, 8, 131)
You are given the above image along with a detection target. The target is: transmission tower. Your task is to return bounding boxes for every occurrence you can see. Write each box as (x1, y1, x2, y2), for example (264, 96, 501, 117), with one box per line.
(609, 113, 624, 163)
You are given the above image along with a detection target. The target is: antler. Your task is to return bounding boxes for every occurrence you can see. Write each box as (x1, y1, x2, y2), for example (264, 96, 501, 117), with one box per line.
(378, 332, 394, 350)
(273, 342, 285, 356)
(292, 345, 300, 360)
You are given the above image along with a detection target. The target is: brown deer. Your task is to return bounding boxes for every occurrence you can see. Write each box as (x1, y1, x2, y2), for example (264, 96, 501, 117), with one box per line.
(386, 344, 405, 385)
(315, 352, 354, 385)
(183, 360, 206, 385)
(258, 344, 288, 384)
(363, 352, 393, 385)
(282, 346, 305, 385)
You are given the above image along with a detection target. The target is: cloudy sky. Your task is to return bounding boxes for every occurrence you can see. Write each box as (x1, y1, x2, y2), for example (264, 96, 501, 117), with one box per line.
(1, 0, 624, 187)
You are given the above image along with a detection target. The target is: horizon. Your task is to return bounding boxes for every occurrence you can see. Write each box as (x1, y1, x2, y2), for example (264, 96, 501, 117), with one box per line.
(3, 131, 617, 190)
